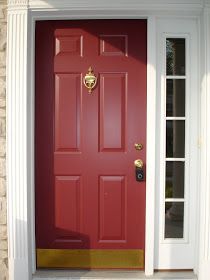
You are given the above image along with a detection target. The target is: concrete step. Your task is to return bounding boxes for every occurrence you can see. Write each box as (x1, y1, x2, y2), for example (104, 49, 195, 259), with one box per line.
(33, 270, 197, 280)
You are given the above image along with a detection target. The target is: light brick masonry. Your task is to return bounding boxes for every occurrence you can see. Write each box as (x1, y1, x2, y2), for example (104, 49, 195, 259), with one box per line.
(0, 0, 7, 279)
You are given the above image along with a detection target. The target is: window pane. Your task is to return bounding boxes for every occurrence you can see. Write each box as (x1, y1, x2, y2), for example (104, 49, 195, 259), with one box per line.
(166, 38, 185, 76)
(166, 120, 185, 158)
(165, 202, 184, 238)
(165, 161, 185, 198)
(166, 79, 185, 117)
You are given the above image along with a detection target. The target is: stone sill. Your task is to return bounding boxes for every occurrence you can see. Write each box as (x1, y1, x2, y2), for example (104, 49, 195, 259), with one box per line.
(33, 270, 197, 280)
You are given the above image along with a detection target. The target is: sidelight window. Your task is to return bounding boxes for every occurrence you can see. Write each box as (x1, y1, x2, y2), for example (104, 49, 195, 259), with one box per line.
(164, 38, 186, 239)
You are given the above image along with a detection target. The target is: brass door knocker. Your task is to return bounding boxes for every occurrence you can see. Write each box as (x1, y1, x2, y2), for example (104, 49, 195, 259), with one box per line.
(83, 67, 97, 94)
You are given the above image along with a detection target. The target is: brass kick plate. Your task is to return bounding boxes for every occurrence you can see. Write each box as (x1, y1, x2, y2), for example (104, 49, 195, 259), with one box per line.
(37, 249, 144, 269)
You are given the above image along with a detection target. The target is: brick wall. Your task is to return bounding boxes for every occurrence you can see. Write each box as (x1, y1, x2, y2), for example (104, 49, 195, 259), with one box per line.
(0, 0, 7, 279)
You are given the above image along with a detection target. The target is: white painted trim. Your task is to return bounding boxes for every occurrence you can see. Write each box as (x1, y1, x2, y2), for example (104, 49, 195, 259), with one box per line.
(145, 15, 157, 276)
(198, 7, 210, 279)
(6, 6, 31, 280)
(28, 14, 36, 276)
(27, 0, 203, 15)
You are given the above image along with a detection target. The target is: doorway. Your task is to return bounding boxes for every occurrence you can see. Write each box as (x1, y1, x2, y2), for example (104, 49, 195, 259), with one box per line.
(35, 20, 147, 269)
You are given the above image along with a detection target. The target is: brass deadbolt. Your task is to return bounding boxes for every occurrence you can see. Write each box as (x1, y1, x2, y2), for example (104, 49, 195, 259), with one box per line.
(134, 159, 144, 169)
(134, 143, 143, 150)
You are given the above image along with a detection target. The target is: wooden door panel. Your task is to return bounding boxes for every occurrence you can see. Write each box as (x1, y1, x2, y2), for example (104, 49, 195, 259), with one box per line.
(54, 176, 82, 244)
(99, 176, 126, 242)
(36, 20, 147, 269)
(99, 73, 126, 152)
(55, 73, 82, 152)
(55, 35, 83, 56)
(99, 35, 128, 56)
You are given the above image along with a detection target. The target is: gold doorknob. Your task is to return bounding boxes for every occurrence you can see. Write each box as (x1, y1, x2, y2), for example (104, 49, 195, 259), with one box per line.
(83, 66, 97, 94)
(134, 159, 143, 168)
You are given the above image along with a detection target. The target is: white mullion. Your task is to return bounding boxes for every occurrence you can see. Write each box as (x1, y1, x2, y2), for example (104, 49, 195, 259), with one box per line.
(166, 117, 186, 120)
(165, 158, 185, 161)
(165, 198, 185, 202)
(166, 75, 186, 79)
(159, 34, 167, 245)
(183, 34, 190, 244)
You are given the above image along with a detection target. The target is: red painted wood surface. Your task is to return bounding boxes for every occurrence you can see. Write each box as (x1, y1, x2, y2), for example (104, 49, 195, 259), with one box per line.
(35, 20, 147, 252)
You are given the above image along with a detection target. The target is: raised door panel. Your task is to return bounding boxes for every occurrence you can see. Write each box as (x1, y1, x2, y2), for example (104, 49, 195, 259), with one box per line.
(55, 35, 83, 56)
(54, 176, 82, 245)
(99, 73, 127, 152)
(55, 74, 82, 152)
(100, 35, 128, 56)
(99, 176, 127, 242)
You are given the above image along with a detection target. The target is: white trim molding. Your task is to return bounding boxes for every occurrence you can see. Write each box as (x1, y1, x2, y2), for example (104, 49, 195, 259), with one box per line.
(8, 0, 29, 10)
(145, 15, 157, 276)
(198, 6, 210, 279)
(6, 1, 31, 280)
(28, 0, 203, 15)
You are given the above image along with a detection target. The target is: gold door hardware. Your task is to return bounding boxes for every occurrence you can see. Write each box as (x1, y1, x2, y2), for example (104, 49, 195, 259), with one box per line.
(37, 249, 144, 269)
(134, 159, 143, 168)
(134, 143, 143, 151)
(83, 67, 97, 94)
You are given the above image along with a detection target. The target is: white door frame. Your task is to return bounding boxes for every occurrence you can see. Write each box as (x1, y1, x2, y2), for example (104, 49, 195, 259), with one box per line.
(6, 1, 210, 279)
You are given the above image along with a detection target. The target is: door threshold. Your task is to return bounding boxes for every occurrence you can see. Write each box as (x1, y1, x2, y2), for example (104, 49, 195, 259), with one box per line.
(33, 270, 197, 280)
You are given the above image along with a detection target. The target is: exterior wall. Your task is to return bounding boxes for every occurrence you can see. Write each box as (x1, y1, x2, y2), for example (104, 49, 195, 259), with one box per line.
(0, 0, 7, 279)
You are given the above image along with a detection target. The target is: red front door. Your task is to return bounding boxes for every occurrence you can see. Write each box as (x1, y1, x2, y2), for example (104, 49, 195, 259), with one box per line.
(35, 20, 147, 269)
